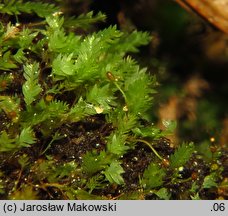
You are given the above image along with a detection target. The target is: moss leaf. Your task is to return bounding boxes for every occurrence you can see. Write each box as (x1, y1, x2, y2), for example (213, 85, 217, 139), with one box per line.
(170, 142, 195, 168)
(141, 163, 166, 189)
(103, 161, 125, 185)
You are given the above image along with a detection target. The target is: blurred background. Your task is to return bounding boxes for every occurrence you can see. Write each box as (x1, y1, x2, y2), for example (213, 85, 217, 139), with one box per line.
(60, 0, 228, 147)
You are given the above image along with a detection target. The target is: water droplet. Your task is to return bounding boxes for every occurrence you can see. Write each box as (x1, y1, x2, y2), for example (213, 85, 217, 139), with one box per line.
(178, 166, 184, 172)
(94, 106, 103, 114)
(123, 105, 128, 112)
(133, 156, 138, 161)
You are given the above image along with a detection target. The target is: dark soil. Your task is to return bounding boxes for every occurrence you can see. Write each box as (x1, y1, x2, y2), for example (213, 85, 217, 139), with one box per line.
(1, 115, 227, 200)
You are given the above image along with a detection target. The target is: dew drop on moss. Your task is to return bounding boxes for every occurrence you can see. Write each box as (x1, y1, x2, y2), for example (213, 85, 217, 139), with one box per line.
(95, 143, 100, 148)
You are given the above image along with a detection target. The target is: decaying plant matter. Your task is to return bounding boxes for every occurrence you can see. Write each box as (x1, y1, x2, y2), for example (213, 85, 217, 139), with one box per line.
(175, 0, 228, 34)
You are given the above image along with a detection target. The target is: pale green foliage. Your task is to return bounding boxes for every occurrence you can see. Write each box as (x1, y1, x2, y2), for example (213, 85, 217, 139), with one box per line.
(133, 120, 177, 140)
(48, 31, 81, 54)
(107, 133, 129, 156)
(114, 31, 151, 53)
(46, 14, 64, 30)
(82, 151, 110, 176)
(0, 131, 15, 152)
(0, 127, 36, 152)
(22, 99, 68, 127)
(0, 95, 20, 117)
(0, 0, 209, 200)
(13, 48, 26, 63)
(0, 50, 17, 70)
(190, 193, 201, 200)
(0, 0, 58, 17)
(9, 185, 38, 200)
(109, 111, 137, 134)
(117, 114, 137, 134)
(141, 163, 166, 189)
(103, 161, 125, 185)
(18, 28, 38, 49)
(52, 54, 75, 77)
(64, 11, 106, 30)
(47, 161, 78, 183)
(161, 120, 177, 136)
(132, 126, 162, 139)
(202, 173, 218, 189)
(31, 159, 77, 183)
(86, 174, 105, 193)
(18, 127, 36, 147)
(86, 84, 116, 112)
(67, 98, 96, 122)
(22, 62, 42, 106)
(155, 188, 171, 200)
(170, 142, 195, 168)
(125, 68, 156, 116)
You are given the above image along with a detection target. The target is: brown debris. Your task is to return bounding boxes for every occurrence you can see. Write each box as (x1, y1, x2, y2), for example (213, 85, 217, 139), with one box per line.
(175, 0, 228, 34)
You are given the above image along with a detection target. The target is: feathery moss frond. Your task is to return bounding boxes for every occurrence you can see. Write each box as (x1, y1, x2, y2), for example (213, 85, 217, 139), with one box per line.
(103, 161, 125, 185)
(86, 84, 116, 112)
(0, 127, 36, 152)
(0, 0, 58, 17)
(107, 133, 129, 156)
(141, 163, 166, 189)
(22, 62, 42, 106)
(64, 11, 106, 30)
(82, 151, 110, 176)
(125, 68, 156, 116)
(170, 142, 195, 168)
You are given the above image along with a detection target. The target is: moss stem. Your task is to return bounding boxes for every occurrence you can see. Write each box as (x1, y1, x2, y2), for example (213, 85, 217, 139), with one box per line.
(134, 138, 163, 160)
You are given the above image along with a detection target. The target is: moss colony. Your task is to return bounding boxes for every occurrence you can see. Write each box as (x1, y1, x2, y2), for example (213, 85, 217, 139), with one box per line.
(0, 0, 227, 200)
